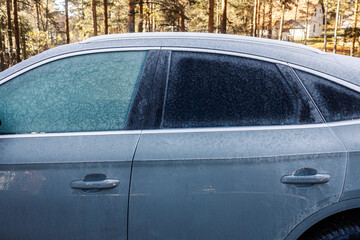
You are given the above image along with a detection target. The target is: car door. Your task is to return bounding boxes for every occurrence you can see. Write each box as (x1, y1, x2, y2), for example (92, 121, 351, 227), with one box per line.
(128, 50, 347, 240)
(0, 49, 159, 240)
(292, 68, 360, 202)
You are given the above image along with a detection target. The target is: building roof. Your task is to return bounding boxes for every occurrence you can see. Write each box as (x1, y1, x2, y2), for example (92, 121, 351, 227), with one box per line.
(1, 32, 359, 87)
(286, 20, 306, 29)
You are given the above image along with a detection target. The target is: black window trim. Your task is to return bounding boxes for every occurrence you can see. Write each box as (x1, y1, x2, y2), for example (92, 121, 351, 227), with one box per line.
(126, 49, 160, 130)
(276, 64, 324, 123)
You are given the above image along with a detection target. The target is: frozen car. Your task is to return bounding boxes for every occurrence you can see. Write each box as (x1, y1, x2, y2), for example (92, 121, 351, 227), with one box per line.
(1, 33, 360, 240)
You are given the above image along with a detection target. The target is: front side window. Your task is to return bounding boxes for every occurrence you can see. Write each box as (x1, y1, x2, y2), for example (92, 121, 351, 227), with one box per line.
(295, 70, 360, 122)
(162, 51, 317, 128)
(0, 51, 147, 134)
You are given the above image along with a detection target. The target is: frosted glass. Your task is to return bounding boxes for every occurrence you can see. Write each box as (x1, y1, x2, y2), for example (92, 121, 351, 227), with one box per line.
(163, 52, 316, 128)
(0, 51, 147, 134)
(296, 70, 360, 122)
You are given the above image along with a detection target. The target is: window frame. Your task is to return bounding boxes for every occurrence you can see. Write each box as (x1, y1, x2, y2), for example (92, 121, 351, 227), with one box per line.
(144, 48, 326, 130)
(290, 63, 360, 124)
(0, 47, 160, 136)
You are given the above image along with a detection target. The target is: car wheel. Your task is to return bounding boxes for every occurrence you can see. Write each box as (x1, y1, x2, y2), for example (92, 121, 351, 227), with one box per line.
(300, 217, 360, 240)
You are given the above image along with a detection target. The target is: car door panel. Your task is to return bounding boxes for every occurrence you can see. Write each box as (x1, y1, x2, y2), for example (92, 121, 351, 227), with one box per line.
(129, 126, 346, 240)
(329, 123, 360, 201)
(0, 133, 139, 240)
(291, 68, 360, 202)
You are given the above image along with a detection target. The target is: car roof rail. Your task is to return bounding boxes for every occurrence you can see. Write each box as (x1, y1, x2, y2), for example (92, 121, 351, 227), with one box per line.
(81, 32, 326, 55)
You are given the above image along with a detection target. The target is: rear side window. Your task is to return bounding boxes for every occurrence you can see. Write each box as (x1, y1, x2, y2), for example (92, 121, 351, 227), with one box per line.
(162, 52, 318, 128)
(0, 51, 147, 134)
(295, 70, 360, 122)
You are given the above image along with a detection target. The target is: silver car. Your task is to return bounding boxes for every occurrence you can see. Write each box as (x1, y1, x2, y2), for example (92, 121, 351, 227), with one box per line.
(1, 33, 360, 240)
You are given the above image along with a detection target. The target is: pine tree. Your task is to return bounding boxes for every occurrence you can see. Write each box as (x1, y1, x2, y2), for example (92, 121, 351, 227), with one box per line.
(13, 0, 20, 62)
(128, 0, 135, 32)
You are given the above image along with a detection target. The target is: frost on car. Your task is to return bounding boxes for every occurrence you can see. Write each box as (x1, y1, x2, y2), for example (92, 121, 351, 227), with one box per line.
(0, 32, 360, 240)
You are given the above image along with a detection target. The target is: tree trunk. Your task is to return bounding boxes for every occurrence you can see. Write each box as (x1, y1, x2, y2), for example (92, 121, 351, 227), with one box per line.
(258, 1, 261, 37)
(65, 0, 70, 43)
(35, 0, 40, 53)
(333, 0, 340, 53)
(13, 0, 20, 63)
(45, 0, 49, 31)
(351, 0, 359, 56)
(21, 21, 27, 60)
(278, 3, 285, 40)
(92, 0, 97, 36)
(0, 13, 4, 70)
(145, 0, 149, 32)
(128, 0, 135, 32)
(208, 0, 215, 33)
(138, 0, 143, 32)
(304, 0, 310, 45)
(220, 0, 227, 33)
(6, 0, 13, 64)
(35, 1, 40, 31)
(268, 0, 272, 38)
(293, 0, 299, 41)
(152, 3, 155, 31)
(179, 7, 185, 32)
(42, 0, 48, 48)
(257, 0, 261, 36)
(261, 0, 265, 37)
(104, 0, 108, 34)
(216, 0, 220, 33)
(151, 2, 155, 31)
(324, 0, 328, 51)
(252, 0, 257, 36)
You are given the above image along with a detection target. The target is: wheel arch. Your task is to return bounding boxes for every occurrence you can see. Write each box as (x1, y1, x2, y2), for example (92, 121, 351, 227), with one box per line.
(285, 197, 360, 240)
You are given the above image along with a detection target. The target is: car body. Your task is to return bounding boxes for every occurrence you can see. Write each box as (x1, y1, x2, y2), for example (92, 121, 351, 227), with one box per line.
(1, 32, 360, 240)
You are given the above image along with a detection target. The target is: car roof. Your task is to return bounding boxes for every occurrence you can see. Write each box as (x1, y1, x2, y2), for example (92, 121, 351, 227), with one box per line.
(1, 32, 359, 86)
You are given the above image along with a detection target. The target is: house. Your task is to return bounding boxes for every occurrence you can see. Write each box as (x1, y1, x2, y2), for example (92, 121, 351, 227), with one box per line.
(271, 0, 323, 40)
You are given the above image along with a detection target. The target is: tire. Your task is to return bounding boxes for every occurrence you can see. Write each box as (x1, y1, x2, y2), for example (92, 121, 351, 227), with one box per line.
(300, 217, 360, 240)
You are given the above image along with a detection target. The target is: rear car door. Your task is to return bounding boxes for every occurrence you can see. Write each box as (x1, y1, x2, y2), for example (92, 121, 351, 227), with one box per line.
(293, 68, 360, 202)
(0, 49, 158, 240)
(128, 50, 347, 240)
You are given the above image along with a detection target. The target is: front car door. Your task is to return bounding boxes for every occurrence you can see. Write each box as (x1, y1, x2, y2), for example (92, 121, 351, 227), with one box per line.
(0, 49, 159, 240)
(128, 50, 347, 240)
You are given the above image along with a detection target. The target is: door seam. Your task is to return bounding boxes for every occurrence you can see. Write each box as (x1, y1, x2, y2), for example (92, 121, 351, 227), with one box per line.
(126, 130, 142, 240)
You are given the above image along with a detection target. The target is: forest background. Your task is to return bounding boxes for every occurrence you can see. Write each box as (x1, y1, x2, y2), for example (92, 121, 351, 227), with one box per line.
(0, 0, 359, 71)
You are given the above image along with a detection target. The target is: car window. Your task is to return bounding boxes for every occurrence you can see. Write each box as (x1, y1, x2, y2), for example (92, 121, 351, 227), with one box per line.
(0, 51, 147, 134)
(295, 70, 360, 122)
(162, 51, 318, 128)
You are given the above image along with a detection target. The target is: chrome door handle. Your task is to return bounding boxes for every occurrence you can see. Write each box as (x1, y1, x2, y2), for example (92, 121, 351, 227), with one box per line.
(281, 174, 331, 184)
(70, 179, 120, 190)
(281, 168, 331, 185)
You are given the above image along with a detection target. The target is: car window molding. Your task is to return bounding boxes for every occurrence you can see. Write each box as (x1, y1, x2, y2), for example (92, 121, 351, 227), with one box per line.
(161, 48, 360, 95)
(288, 63, 360, 93)
(0, 130, 142, 139)
(0, 47, 161, 86)
(161, 47, 287, 65)
(141, 123, 329, 134)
